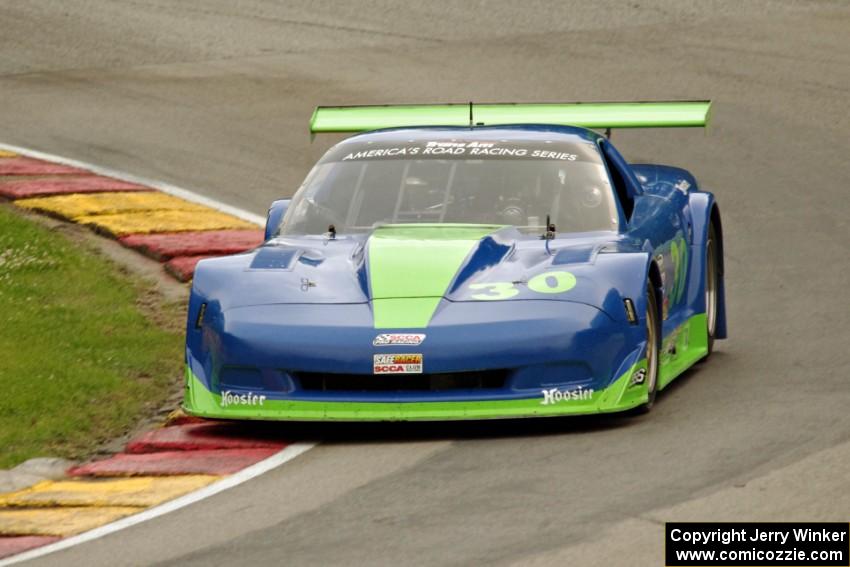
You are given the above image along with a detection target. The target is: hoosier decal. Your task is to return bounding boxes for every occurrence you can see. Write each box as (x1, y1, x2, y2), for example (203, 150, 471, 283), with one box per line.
(374, 353, 423, 374)
(220, 390, 267, 407)
(540, 386, 594, 405)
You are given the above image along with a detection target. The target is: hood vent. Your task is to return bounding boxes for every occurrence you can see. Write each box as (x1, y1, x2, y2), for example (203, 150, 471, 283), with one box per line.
(249, 247, 300, 270)
(552, 245, 597, 266)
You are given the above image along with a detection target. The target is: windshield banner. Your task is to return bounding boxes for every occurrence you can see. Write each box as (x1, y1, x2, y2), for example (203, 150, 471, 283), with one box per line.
(324, 140, 599, 163)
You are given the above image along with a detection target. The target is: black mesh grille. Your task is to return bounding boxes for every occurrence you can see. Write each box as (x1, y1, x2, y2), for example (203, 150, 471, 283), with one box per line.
(295, 370, 508, 392)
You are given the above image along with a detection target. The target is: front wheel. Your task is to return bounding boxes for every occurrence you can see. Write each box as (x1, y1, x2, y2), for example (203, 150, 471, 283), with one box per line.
(634, 280, 661, 414)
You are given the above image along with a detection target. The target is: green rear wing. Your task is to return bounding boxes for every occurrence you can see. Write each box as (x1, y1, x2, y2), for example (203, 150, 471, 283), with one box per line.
(309, 101, 712, 133)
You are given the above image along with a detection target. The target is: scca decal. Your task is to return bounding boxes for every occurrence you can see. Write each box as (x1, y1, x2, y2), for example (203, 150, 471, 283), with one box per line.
(373, 353, 423, 374)
(469, 270, 577, 301)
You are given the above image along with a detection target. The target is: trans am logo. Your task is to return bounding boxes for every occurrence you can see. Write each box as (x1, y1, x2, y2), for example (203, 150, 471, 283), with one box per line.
(373, 333, 426, 346)
(374, 353, 423, 374)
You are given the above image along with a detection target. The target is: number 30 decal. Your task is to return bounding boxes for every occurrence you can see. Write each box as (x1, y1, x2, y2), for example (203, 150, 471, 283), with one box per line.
(469, 271, 577, 300)
(468, 281, 519, 301)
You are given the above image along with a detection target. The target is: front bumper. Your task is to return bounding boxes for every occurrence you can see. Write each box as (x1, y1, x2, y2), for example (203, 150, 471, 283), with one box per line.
(183, 359, 648, 421)
(183, 299, 650, 421)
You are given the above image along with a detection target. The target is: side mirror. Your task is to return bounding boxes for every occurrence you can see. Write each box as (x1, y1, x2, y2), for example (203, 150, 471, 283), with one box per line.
(264, 199, 291, 241)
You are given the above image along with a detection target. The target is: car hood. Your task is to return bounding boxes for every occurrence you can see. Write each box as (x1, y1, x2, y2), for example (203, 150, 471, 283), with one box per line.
(191, 224, 645, 324)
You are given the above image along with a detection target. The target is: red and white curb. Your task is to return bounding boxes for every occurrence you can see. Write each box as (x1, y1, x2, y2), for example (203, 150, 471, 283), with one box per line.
(0, 441, 314, 565)
(0, 143, 265, 282)
(0, 144, 316, 563)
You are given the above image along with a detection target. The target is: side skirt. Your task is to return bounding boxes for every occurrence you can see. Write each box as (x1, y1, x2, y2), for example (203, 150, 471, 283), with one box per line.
(658, 313, 709, 390)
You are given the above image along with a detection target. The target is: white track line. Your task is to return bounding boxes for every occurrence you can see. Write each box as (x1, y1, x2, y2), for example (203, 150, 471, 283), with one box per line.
(0, 142, 265, 226)
(0, 143, 315, 564)
(0, 442, 317, 566)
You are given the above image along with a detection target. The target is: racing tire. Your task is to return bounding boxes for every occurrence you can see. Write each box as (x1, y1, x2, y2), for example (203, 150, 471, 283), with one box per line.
(633, 280, 661, 414)
(704, 221, 720, 357)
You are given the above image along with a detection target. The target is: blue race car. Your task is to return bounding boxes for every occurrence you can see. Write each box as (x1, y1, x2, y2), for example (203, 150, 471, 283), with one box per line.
(183, 101, 726, 420)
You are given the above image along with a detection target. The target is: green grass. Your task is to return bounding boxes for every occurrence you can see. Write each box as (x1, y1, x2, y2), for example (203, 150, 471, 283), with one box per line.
(0, 206, 182, 468)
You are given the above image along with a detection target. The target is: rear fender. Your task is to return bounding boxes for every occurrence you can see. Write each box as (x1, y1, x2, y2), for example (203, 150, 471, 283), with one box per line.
(631, 163, 699, 197)
(688, 192, 727, 339)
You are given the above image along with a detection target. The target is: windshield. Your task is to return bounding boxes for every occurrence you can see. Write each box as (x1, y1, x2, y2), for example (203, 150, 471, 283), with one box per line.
(280, 138, 619, 236)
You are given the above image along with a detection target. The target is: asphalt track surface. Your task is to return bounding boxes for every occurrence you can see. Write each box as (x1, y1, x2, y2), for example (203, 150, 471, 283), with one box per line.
(1, 2, 849, 565)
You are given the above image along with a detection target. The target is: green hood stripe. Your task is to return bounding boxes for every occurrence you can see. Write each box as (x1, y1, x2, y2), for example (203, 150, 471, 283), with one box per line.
(368, 224, 502, 328)
(371, 297, 442, 329)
